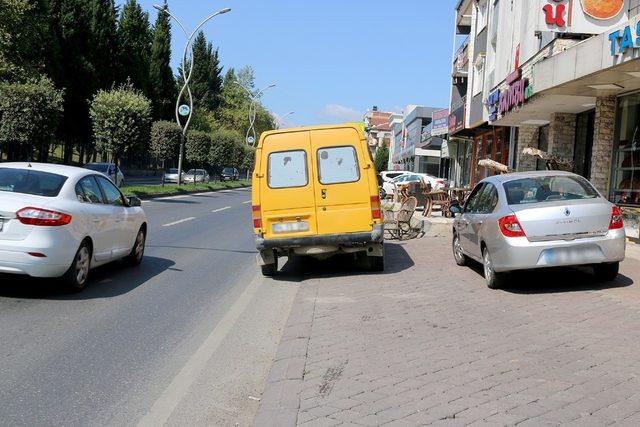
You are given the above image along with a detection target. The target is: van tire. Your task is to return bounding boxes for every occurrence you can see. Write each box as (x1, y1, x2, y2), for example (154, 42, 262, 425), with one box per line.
(370, 255, 384, 272)
(261, 251, 278, 277)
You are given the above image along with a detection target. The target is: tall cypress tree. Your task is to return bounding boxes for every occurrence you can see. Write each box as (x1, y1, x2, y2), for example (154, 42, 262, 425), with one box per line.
(149, 0, 176, 120)
(90, 0, 119, 90)
(50, 0, 96, 163)
(184, 31, 223, 111)
(118, 0, 151, 97)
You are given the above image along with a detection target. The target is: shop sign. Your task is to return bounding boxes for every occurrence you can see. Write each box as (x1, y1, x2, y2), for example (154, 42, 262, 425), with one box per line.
(486, 68, 534, 123)
(608, 18, 640, 55)
(543, 0, 566, 28)
(448, 104, 465, 134)
(431, 108, 449, 136)
(540, 0, 628, 35)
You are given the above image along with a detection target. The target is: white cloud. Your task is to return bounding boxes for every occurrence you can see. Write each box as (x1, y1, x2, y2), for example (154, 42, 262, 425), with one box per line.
(321, 104, 363, 122)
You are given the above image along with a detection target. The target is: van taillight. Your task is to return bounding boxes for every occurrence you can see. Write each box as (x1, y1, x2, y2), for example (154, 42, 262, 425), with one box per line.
(610, 206, 624, 230)
(252, 205, 262, 229)
(16, 207, 72, 226)
(370, 196, 381, 220)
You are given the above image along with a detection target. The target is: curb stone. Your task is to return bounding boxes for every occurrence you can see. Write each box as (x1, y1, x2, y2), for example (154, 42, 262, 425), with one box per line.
(254, 282, 319, 427)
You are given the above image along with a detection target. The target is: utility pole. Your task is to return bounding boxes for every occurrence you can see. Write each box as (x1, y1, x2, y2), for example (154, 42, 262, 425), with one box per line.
(234, 81, 276, 146)
(153, 3, 231, 185)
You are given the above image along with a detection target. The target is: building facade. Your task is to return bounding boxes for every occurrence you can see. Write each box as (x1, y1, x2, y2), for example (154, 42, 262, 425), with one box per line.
(449, 0, 640, 237)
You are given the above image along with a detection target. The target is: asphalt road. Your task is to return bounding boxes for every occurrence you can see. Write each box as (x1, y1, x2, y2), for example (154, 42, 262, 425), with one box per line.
(0, 188, 298, 426)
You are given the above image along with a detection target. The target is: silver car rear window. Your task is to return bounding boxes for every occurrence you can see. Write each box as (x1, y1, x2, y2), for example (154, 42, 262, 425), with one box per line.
(503, 176, 598, 205)
(0, 168, 68, 197)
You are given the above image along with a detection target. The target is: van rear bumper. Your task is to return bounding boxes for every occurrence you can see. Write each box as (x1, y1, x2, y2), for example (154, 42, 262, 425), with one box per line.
(256, 224, 384, 250)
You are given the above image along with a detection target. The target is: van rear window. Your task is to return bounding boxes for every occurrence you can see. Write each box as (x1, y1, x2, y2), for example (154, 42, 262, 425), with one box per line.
(317, 146, 359, 185)
(268, 150, 308, 188)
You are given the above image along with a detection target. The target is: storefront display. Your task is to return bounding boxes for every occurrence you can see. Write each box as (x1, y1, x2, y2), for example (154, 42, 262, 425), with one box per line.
(470, 127, 510, 186)
(612, 92, 640, 206)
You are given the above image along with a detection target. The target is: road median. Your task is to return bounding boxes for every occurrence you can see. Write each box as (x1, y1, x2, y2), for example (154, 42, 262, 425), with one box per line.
(121, 180, 251, 199)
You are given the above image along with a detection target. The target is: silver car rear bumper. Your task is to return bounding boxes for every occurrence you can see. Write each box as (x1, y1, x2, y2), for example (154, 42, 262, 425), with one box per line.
(490, 229, 626, 272)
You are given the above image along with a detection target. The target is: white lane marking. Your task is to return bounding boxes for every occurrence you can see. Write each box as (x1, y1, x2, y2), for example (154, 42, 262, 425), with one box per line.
(242, 200, 251, 204)
(162, 217, 196, 227)
(137, 275, 264, 427)
(211, 206, 231, 213)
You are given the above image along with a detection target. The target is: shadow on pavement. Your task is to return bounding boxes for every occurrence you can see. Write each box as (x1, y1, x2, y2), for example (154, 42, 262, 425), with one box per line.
(465, 261, 633, 294)
(0, 256, 174, 300)
(147, 199, 199, 204)
(273, 242, 414, 283)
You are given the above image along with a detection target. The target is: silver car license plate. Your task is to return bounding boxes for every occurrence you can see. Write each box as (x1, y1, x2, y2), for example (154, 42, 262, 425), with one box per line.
(540, 245, 603, 265)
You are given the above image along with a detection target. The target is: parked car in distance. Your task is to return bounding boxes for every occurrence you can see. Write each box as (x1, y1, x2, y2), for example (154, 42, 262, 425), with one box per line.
(382, 172, 447, 196)
(184, 169, 210, 183)
(252, 124, 384, 276)
(163, 168, 184, 183)
(380, 171, 411, 183)
(0, 163, 147, 291)
(450, 171, 626, 289)
(221, 167, 240, 181)
(83, 162, 125, 187)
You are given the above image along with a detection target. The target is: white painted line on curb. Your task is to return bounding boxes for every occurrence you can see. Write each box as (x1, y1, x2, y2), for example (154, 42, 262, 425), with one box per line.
(137, 275, 264, 427)
(162, 217, 196, 227)
(211, 206, 231, 213)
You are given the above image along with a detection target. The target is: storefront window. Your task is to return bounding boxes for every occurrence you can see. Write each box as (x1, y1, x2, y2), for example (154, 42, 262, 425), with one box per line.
(612, 93, 640, 206)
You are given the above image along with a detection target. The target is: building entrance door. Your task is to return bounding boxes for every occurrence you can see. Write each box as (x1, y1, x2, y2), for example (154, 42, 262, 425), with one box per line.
(574, 109, 595, 180)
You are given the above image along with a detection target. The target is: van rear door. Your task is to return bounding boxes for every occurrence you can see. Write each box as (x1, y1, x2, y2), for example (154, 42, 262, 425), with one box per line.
(259, 131, 318, 240)
(310, 127, 373, 235)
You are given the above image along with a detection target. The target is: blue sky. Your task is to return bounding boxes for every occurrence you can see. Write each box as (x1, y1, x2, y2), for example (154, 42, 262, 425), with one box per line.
(123, 0, 456, 126)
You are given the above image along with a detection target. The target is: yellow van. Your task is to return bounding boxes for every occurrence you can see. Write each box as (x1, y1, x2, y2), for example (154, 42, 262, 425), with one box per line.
(251, 123, 384, 276)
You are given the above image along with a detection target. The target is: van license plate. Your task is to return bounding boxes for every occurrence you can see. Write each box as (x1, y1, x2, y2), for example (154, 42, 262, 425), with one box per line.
(273, 221, 309, 234)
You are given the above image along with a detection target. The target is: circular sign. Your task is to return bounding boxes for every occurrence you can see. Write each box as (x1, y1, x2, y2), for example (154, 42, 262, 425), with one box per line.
(246, 136, 255, 145)
(178, 105, 191, 117)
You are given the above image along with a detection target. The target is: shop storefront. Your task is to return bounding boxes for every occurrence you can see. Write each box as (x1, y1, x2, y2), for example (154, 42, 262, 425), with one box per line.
(469, 127, 511, 186)
(612, 92, 640, 207)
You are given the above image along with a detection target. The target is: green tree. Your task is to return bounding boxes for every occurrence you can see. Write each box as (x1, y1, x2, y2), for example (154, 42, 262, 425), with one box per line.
(185, 130, 211, 164)
(89, 84, 152, 166)
(90, 0, 119, 90)
(0, 77, 64, 161)
(49, 0, 95, 163)
(0, 0, 58, 81)
(118, 0, 151, 96)
(241, 145, 256, 172)
(374, 145, 389, 173)
(149, 0, 176, 120)
(178, 32, 222, 111)
(209, 128, 244, 170)
(150, 120, 181, 164)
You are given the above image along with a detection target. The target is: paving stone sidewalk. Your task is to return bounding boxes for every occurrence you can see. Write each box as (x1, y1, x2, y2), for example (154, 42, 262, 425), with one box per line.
(255, 236, 640, 426)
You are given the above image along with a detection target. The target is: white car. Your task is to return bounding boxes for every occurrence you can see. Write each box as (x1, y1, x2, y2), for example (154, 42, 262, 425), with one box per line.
(382, 172, 448, 195)
(0, 163, 147, 291)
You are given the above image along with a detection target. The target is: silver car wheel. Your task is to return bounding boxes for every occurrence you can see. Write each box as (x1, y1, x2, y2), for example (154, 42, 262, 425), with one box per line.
(76, 246, 90, 285)
(483, 249, 494, 283)
(453, 235, 464, 263)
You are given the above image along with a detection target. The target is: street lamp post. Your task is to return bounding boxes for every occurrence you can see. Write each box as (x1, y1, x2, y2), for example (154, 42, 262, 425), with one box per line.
(274, 111, 295, 129)
(153, 3, 231, 185)
(234, 81, 276, 146)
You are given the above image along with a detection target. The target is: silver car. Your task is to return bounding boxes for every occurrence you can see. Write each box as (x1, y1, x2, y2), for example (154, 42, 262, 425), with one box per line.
(83, 163, 125, 187)
(450, 171, 626, 289)
(184, 169, 210, 183)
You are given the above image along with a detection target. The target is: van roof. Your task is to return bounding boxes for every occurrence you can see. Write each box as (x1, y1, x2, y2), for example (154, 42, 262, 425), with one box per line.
(257, 123, 365, 148)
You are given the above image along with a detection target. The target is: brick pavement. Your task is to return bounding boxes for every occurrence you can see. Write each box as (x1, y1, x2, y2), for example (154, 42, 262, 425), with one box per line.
(255, 235, 640, 426)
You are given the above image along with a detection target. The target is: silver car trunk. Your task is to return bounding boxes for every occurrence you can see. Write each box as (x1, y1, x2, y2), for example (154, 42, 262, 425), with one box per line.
(511, 198, 612, 242)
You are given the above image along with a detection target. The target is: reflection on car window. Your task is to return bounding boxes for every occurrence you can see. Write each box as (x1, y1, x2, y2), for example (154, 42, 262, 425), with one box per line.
(0, 168, 67, 197)
(464, 183, 485, 213)
(504, 176, 598, 205)
(475, 183, 498, 214)
(76, 176, 103, 203)
(96, 176, 124, 206)
(268, 150, 308, 188)
(318, 146, 359, 185)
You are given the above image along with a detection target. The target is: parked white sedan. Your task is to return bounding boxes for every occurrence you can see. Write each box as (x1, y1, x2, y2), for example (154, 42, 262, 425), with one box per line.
(382, 172, 447, 196)
(0, 163, 147, 291)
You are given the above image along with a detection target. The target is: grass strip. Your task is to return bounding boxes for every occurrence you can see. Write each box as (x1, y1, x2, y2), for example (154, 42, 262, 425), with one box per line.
(121, 180, 251, 198)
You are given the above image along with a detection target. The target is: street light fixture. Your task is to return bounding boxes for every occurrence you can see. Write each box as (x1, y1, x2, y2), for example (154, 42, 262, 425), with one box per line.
(235, 81, 276, 146)
(153, 3, 231, 185)
(274, 111, 295, 129)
